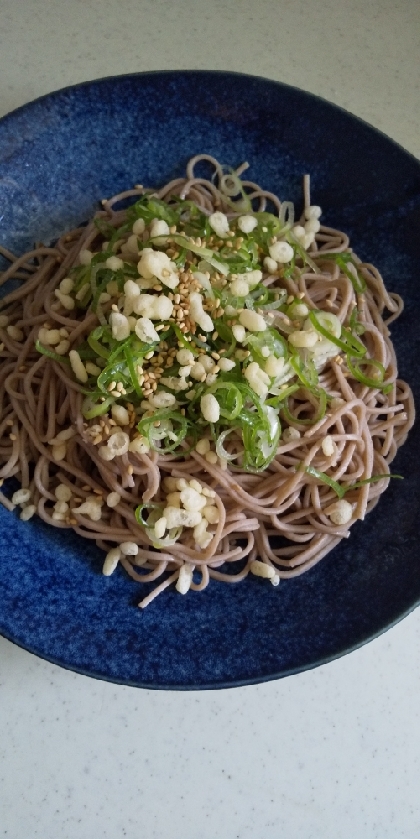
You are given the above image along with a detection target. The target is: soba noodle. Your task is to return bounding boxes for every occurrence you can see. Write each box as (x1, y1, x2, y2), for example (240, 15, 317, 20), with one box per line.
(0, 155, 414, 607)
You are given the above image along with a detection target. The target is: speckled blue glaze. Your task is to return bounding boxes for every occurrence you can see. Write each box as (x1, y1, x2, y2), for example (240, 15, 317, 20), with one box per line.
(1, 71, 419, 689)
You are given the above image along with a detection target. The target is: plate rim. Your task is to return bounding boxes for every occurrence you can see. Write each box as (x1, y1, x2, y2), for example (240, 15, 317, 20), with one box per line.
(1, 597, 418, 690)
(1, 68, 419, 168)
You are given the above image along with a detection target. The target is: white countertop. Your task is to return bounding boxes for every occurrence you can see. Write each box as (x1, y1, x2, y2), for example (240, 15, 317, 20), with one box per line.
(1, 2, 420, 837)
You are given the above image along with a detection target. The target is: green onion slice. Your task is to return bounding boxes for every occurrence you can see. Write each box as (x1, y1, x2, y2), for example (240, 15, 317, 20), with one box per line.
(301, 466, 402, 499)
(137, 409, 191, 453)
(135, 502, 164, 527)
(346, 356, 391, 391)
(282, 387, 327, 426)
(316, 252, 366, 293)
(308, 311, 366, 357)
(35, 340, 70, 364)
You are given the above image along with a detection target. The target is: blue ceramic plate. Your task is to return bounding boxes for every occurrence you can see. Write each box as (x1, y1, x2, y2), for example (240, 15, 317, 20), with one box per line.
(1, 71, 419, 689)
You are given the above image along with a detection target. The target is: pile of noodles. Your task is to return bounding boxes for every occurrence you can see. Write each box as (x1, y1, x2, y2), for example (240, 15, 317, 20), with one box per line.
(0, 155, 414, 608)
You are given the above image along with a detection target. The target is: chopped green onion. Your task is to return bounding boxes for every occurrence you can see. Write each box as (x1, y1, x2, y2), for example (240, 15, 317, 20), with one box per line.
(282, 387, 327, 426)
(137, 409, 191, 453)
(123, 345, 143, 397)
(346, 356, 390, 390)
(82, 396, 115, 419)
(215, 428, 239, 462)
(135, 502, 164, 527)
(301, 466, 402, 499)
(208, 382, 243, 421)
(303, 465, 344, 496)
(290, 355, 318, 388)
(317, 253, 366, 293)
(35, 340, 70, 364)
(170, 234, 229, 275)
(308, 311, 366, 357)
